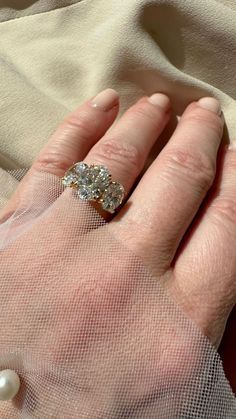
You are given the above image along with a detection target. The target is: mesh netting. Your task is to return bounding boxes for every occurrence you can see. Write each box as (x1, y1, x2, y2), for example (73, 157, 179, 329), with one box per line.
(0, 169, 235, 418)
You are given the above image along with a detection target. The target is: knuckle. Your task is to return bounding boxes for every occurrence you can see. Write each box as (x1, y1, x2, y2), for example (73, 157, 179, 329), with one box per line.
(34, 150, 71, 174)
(162, 148, 216, 192)
(93, 138, 142, 171)
(62, 113, 95, 141)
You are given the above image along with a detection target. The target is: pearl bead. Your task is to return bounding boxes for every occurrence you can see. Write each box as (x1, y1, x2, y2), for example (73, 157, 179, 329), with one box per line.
(0, 370, 20, 401)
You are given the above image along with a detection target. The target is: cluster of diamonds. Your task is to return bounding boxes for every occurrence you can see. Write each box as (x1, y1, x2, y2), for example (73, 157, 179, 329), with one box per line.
(62, 162, 125, 213)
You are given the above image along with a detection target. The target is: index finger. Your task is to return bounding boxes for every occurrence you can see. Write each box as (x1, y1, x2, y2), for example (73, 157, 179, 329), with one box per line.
(0, 89, 119, 222)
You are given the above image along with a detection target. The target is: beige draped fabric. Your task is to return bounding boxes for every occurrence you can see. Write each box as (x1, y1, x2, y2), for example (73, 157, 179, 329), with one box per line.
(0, 0, 236, 167)
(0, 2, 236, 416)
(0, 0, 236, 195)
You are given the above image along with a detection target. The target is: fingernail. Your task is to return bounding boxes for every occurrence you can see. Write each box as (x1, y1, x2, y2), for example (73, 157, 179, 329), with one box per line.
(198, 97, 221, 115)
(147, 93, 170, 110)
(90, 88, 119, 111)
(228, 142, 236, 151)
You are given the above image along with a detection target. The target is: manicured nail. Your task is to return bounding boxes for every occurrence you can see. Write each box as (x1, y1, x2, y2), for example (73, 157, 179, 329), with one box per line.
(228, 142, 236, 151)
(198, 97, 221, 115)
(90, 88, 119, 111)
(147, 93, 170, 110)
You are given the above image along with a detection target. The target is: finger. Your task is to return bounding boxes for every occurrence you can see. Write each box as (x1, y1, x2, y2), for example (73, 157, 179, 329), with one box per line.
(0, 89, 119, 220)
(82, 93, 171, 218)
(33, 88, 120, 177)
(115, 97, 224, 270)
(173, 144, 236, 325)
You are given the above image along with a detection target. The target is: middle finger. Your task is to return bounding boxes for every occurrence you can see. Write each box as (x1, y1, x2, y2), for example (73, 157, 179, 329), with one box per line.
(84, 93, 171, 206)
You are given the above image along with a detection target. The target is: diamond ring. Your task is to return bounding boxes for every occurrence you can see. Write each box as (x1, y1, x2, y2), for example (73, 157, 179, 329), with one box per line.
(62, 162, 125, 214)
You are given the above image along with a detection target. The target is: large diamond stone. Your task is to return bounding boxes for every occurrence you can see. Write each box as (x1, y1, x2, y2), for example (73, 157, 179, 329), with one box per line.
(78, 171, 93, 186)
(89, 165, 111, 189)
(93, 165, 110, 181)
(77, 186, 93, 200)
(101, 182, 125, 213)
(74, 162, 88, 174)
(77, 185, 101, 201)
(76, 165, 111, 198)
(63, 163, 117, 205)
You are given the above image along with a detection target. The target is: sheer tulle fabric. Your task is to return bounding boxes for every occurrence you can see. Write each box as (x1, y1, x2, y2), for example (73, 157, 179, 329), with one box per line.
(0, 169, 235, 418)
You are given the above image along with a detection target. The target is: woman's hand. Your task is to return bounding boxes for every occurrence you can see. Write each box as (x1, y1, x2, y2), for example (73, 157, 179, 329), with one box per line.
(0, 88, 235, 416)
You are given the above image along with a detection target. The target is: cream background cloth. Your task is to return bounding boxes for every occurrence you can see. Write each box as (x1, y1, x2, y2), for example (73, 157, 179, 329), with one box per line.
(0, 0, 236, 205)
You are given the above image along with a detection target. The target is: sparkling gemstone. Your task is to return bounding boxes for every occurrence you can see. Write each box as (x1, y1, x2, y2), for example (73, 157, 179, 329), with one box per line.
(63, 163, 114, 203)
(77, 186, 93, 200)
(91, 165, 111, 190)
(62, 172, 79, 187)
(77, 165, 110, 191)
(74, 162, 88, 174)
(101, 182, 125, 213)
(92, 165, 110, 180)
(77, 185, 101, 201)
(78, 171, 93, 186)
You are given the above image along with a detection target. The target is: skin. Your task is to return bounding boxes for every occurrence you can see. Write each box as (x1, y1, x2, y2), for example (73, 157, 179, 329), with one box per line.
(0, 89, 235, 415)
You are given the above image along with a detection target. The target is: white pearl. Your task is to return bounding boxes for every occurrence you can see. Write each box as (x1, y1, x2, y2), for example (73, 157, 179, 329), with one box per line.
(0, 369, 20, 401)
